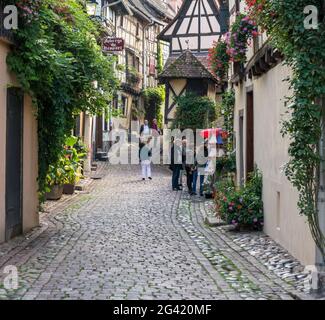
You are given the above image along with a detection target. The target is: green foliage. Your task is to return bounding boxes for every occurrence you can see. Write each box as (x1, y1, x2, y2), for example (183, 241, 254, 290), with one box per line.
(143, 86, 165, 127)
(245, 0, 325, 258)
(216, 153, 236, 176)
(111, 108, 125, 118)
(215, 169, 264, 230)
(127, 66, 142, 86)
(46, 135, 86, 188)
(7, 0, 118, 200)
(173, 93, 217, 130)
(157, 41, 164, 74)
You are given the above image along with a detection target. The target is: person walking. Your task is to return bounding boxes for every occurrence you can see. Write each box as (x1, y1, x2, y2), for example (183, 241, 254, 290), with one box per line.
(170, 139, 182, 190)
(139, 120, 150, 159)
(151, 118, 161, 135)
(140, 119, 150, 136)
(179, 137, 187, 189)
(192, 142, 209, 196)
(151, 118, 161, 149)
(185, 162, 195, 195)
(140, 137, 153, 180)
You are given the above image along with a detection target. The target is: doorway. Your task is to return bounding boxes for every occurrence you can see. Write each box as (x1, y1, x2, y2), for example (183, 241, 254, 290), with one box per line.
(246, 91, 254, 178)
(6, 87, 24, 240)
(239, 111, 244, 186)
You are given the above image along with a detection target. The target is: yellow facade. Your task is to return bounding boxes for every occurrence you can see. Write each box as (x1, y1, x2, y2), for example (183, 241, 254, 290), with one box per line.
(0, 38, 39, 242)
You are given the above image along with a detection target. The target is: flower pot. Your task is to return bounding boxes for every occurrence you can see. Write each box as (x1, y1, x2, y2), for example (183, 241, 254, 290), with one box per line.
(239, 224, 252, 232)
(63, 183, 75, 195)
(205, 193, 214, 199)
(46, 185, 63, 200)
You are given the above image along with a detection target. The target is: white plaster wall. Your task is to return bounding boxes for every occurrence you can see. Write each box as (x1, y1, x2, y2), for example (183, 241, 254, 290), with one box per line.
(233, 63, 316, 265)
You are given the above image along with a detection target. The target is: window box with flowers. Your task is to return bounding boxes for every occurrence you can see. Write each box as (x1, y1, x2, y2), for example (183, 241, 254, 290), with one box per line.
(126, 66, 142, 87)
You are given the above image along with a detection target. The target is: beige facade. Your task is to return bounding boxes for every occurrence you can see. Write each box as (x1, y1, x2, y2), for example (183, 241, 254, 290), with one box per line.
(233, 64, 316, 265)
(229, 0, 316, 265)
(0, 38, 39, 243)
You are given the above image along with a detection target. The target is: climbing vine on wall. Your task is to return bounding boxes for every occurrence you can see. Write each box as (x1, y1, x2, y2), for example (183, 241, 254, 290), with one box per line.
(7, 0, 118, 201)
(221, 90, 235, 153)
(245, 0, 325, 258)
(157, 41, 164, 74)
(143, 86, 165, 128)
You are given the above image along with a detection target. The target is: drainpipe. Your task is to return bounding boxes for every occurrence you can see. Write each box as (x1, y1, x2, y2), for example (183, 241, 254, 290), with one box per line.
(317, 96, 325, 268)
(142, 20, 155, 90)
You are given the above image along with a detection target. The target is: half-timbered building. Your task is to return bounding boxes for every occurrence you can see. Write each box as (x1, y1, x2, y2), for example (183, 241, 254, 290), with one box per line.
(102, 0, 176, 132)
(158, 0, 229, 126)
(84, 0, 178, 158)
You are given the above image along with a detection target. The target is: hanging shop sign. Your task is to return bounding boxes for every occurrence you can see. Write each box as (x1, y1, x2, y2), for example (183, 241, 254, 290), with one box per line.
(103, 38, 124, 52)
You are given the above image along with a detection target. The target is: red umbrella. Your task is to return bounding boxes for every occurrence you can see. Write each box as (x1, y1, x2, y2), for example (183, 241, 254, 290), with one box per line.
(200, 128, 223, 139)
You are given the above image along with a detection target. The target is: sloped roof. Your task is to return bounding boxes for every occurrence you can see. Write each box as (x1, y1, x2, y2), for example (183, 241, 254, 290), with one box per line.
(126, 0, 173, 22)
(159, 50, 216, 81)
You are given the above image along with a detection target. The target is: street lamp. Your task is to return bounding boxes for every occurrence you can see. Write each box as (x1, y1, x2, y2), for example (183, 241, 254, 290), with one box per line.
(86, 0, 98, 16)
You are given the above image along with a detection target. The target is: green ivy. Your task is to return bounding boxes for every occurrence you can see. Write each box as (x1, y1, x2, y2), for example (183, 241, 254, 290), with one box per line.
(246, 0, 325, 258)
(172, 93, 217, 130)
(7, 0, 118, 201)
(143, 86, 165, 128)
(156, 41, 164, 74)
(221, 90, 235, 153)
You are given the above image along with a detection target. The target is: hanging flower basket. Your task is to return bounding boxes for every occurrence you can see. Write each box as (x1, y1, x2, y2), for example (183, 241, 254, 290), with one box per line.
(208, 40, 230, 83)
(226, 14, 259, 63)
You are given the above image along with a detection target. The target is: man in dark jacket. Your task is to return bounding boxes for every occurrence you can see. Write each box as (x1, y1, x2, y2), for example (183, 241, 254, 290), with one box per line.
(170, 139, 183, 191)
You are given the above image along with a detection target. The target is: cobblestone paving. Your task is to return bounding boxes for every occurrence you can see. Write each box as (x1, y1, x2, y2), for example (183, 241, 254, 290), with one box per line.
(0, 165, 311, 300)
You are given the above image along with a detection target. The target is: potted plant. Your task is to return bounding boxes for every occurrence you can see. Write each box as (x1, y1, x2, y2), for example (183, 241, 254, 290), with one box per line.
(45, 158, 67, 200)
(62, 136, 85, 195)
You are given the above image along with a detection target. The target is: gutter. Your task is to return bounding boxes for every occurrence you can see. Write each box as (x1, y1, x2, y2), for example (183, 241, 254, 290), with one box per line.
(142, 19, 155, 89)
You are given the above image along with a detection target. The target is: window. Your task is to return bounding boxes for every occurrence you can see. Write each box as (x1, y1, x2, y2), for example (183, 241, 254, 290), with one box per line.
(186, 79, 208, 96)
(149, 56, 156, 76)
(253, 33, 260, 54)
(121, 96, 127, 116)
(126, 49, 140, 72)
(135, 57, 140, 72)
(235, 0, 241, 12)
(136, 23, 140, 37)
(103, 6, 115, 23)
(120, 16, 124, 27)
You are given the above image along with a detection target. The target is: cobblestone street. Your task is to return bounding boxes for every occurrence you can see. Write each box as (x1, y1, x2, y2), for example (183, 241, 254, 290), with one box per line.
(0, 164, 311, 300)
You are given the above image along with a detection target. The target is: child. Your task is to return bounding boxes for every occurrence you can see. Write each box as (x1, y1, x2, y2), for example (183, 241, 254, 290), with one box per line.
(140, 137, 153, 180)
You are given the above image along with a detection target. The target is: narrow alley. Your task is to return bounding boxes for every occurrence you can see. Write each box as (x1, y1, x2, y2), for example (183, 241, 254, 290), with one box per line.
(0, 164, 309, 300)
